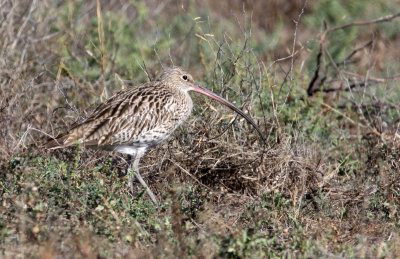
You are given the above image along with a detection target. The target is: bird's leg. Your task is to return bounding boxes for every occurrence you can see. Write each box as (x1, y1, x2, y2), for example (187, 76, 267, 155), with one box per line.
(127, 154, 159, 205)
(126, 155, 135, 192)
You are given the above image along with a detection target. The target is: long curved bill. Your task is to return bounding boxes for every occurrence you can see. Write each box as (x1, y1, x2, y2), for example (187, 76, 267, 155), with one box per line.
(193, 83, 266, 143)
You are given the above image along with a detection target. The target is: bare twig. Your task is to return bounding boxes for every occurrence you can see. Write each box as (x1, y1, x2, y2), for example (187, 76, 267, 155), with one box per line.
(96, 0, 107, 100)
(326, 12, 400, 34)
(337, 40, 373, 67)
(281, 0, 307, 107)
(342, 71, 400, 83)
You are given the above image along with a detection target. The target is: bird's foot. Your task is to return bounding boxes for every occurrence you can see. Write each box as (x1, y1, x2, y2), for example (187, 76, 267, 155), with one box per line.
(127, 169, 159, 205)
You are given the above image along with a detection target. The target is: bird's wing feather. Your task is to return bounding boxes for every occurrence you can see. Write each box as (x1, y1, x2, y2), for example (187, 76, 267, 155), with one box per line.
(59, 82, 181, 147)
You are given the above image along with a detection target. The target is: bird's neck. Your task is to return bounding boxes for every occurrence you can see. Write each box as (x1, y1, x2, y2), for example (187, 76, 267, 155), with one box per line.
(165, 84, 193, 120)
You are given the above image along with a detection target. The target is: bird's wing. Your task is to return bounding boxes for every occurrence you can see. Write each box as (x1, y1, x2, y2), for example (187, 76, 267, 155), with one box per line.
(50, 82, 180, 148)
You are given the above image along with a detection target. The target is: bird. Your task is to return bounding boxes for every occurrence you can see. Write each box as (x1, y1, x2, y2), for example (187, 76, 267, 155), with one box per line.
(46, 67, 266, 204)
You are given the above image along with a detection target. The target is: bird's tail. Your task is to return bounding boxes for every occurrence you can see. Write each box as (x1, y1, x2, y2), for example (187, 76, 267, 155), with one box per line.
(43, 135, 69, 149)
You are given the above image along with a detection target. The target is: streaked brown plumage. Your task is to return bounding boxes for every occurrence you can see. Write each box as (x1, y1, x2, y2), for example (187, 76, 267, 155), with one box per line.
(46, 67, 265, 204)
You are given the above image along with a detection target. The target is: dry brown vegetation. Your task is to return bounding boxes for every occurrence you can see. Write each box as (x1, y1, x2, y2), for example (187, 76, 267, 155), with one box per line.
(1, 0, 400, 258)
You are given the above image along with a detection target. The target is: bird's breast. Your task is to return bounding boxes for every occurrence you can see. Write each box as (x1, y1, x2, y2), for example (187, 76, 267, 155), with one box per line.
(174, 91, 193, 122)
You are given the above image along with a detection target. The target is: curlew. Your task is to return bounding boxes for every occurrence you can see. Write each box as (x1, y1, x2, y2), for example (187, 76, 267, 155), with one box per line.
(46, 67, 265, 204)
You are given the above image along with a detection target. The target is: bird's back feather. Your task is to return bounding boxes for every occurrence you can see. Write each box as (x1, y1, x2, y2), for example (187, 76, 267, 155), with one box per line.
(45, 80, 193, 151)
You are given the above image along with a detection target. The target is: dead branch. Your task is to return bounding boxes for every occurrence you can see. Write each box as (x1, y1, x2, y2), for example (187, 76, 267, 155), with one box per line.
(307, 46, 326, 96)
(337, 40, 373, 67)
(308, 12, 400, 97)
(326, 12, 400, 34)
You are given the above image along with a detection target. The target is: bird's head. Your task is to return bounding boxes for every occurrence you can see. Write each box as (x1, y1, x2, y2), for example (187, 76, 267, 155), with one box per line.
(157, 66, 196, 91)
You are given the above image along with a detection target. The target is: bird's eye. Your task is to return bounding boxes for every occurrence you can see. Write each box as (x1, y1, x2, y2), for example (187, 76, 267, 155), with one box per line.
(182, 75, 188, 81)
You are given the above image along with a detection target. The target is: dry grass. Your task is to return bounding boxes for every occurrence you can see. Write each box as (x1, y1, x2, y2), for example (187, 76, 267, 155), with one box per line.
(1, 0, 400, 258)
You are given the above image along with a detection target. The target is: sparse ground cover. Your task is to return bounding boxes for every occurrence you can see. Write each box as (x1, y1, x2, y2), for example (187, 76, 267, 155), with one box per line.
(1, 0, 400, 258)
